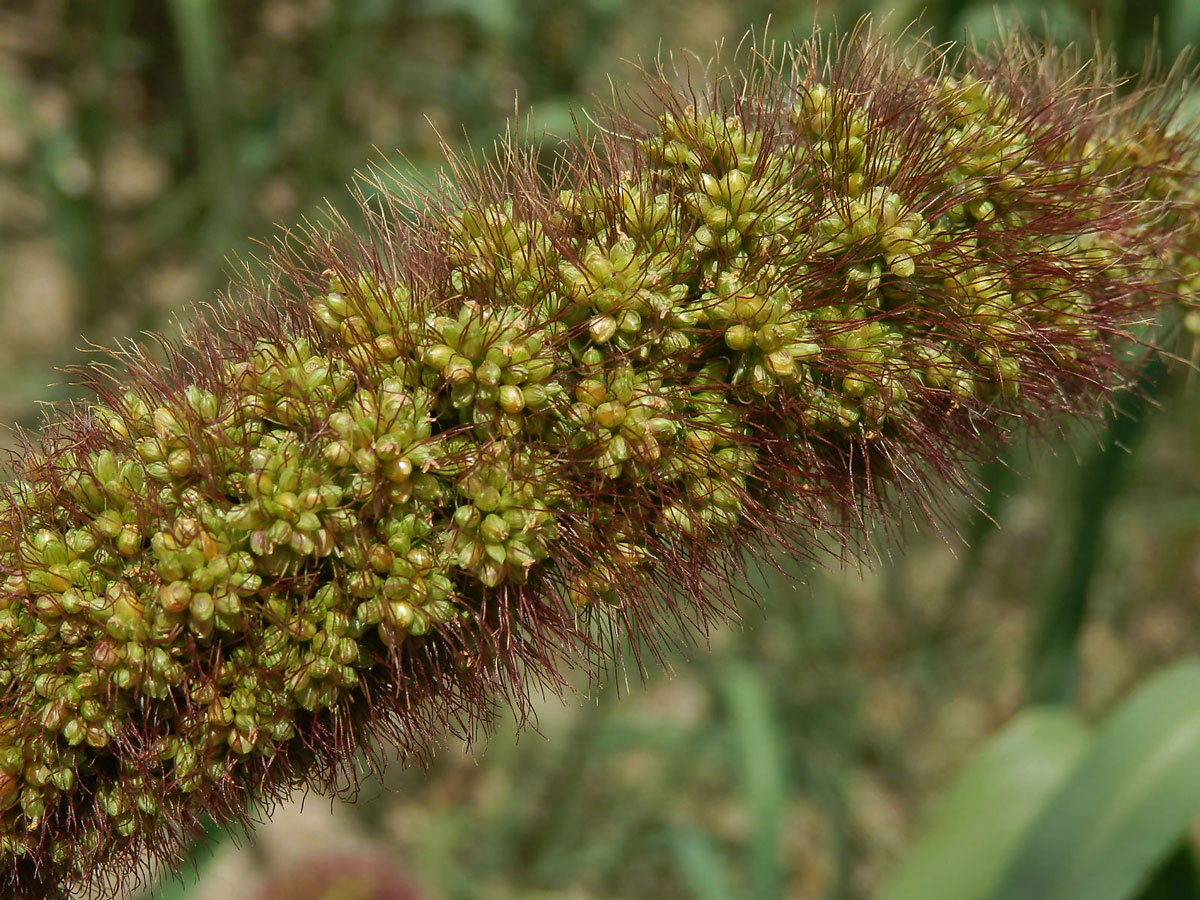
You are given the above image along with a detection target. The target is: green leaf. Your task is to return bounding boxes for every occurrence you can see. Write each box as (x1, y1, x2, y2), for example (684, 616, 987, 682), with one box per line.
(718, 662, 787, 900)
(874, 708, 1090, 900)
(1136, 841, 1200, 900)
(1026, 357, 1166, 705)
(993, 659, 1200, 900)
(668, 828, 738, 900)
(1169, 0, 1200, 57)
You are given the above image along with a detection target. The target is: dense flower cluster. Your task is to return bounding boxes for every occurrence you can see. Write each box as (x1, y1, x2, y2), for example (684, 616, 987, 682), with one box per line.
(1, 27, 1198, 898)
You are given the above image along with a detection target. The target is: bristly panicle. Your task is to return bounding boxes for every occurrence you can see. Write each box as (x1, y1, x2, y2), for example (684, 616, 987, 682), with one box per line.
(2, 22, 1199, 898)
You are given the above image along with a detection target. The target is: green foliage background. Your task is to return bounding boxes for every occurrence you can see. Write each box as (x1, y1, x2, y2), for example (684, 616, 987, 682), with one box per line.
(2, 1, 1200, 898)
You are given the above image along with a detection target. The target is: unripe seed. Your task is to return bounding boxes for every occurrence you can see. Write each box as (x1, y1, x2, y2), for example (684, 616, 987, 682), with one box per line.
(480, 514, 510, 544)
(589, 315, 618, 344)
(724, 324, 755, 351)
(594, 400, 627, 428)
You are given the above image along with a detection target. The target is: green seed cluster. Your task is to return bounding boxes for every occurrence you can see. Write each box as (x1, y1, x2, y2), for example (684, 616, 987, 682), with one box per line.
(1, 32, 1197, 898)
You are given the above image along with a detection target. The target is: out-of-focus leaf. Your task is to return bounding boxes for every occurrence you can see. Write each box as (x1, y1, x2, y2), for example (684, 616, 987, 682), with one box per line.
(718, 662, 787, 900)
(164, 0, 225, 163)
(951, 1, 1090, 44)
(993, 659, 1200, 900)
(1136, 841, 1200, 900)
(1169, 0, 1200, 57)
(1027, 356, 1167, 705)
(668, 828, 737, 900)
(417, 0, 516, 38)
(875, 708, 1090, 900)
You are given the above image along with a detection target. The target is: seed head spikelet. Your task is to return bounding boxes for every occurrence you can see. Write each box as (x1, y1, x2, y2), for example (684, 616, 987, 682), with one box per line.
(2, 24, 1198, 898)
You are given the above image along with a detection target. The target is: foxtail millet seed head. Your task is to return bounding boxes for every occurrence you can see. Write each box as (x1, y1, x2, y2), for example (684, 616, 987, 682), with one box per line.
(2, 23, 1199, 898)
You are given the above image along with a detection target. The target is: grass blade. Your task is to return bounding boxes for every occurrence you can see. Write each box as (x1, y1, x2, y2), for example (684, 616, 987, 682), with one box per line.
(993, 658, 1200, 900)
(874, 709, 1090, 900)
(668, 828, 738, 900)
(717, 662, 787, 900)
(1026, 357, 1166, 704)
(1135, 841, 1200, 900)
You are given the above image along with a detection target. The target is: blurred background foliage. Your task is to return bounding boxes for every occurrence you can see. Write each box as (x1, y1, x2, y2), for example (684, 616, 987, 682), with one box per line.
(3, 1, 1200, 899)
